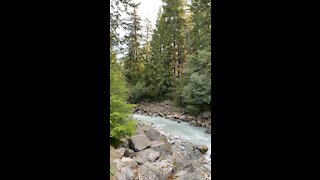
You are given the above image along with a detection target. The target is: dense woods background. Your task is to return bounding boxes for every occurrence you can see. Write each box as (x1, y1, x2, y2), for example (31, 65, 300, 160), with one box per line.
(110, 0, 211, 140)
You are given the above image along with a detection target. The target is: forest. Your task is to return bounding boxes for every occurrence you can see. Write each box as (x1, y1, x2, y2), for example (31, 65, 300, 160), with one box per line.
(111, 0, 211, 139)
(110, 0, 211, 178)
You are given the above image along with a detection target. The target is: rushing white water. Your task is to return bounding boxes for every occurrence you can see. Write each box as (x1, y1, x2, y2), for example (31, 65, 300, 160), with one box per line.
(133, 114, 211, 159)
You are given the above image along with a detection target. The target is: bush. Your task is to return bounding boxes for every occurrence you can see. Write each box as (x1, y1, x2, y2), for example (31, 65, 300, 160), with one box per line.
(128, 81, 150, 103)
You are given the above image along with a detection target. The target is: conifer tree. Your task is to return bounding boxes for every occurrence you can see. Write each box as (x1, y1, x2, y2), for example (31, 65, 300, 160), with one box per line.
(123, 3, 144, 85)
(109, 0, 136, 143)
(189, 0, 211, 53)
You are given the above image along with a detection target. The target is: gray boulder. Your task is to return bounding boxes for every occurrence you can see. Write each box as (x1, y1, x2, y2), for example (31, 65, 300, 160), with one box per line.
(137, 162, 160, 180)
(145, 128, 160, 141)
(121, 157, 138, 169)
(138, 155, 175, 180)
(129, 134, 151, 151)
(116, 167, 135, 180)
(136, 124, 152, 134)
(133, 148, 160, 164)
(113, 157, 138, 170)
(150, 140, 173, 157)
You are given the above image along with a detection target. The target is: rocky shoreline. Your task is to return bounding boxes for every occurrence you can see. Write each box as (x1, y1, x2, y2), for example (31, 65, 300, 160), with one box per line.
(134, 101, 212, 134)
(110, 120, 211, 180)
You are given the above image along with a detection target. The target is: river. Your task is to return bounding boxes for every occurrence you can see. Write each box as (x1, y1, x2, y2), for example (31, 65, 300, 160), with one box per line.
(133, 114, 211, 159)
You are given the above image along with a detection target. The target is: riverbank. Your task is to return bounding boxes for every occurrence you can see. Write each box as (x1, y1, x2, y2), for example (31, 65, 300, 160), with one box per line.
(110, 119, 211, 180)
(134, 100, 212, 134)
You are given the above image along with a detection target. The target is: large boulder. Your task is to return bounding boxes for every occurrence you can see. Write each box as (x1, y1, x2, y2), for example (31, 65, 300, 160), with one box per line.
(150, 140, 173, 157)
(138, 155, 175, 180)
(133, 149, 160, 164)
(137, 162, 159, 180)
(129, 134, 151, 151)
(116, 167, 135, 180)
(113, 157, 138, 170)
(121, 157, 139, 169)
(145, 128, 160, 141)
(136, 124, 152, 134)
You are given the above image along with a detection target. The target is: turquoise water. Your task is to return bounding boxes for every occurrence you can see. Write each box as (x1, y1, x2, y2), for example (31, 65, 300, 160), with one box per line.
(133, 114, 211, 159)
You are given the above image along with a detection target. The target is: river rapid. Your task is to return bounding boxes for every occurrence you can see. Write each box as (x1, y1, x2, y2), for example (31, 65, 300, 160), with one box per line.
(133, 114, 211, 159)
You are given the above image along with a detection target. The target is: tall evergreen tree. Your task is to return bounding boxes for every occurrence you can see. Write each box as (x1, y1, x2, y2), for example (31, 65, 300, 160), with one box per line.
(109, 0, 136, 143)
(123, 3, 144, 85)
(141, 18, 153, 65)
(161, 0, 187, 80)
(189, 0, 211, 53)
(142, 0, 188, 101)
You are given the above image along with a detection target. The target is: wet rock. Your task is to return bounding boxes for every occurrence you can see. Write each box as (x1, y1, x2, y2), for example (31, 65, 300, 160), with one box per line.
(129, 134, 151, 151)
(145, 128, 160, 141)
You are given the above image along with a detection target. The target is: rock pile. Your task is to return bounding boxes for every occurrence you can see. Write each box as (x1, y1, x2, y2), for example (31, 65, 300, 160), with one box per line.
(112, 121, 211, 180)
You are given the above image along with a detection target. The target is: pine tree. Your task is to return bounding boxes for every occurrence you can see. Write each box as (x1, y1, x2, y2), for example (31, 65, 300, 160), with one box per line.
(110, 51, 136, 140)
(143, 0, 188, 101)
(141, 18, 153, 65)
(109, 0, 136, 143)
(189, 0, 211, 53)
(123, 3, 144, 86)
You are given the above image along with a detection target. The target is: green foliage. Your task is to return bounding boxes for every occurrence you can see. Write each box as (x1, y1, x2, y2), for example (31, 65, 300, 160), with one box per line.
(110, 52, 136, 140)
(135, 0, 188, 102)
(189, 0, 211, 52)
(177, 50, 211, 115)
(128, 81, 150, 103)
(113, 0, 212, 116)
(123, 4, 144, 85)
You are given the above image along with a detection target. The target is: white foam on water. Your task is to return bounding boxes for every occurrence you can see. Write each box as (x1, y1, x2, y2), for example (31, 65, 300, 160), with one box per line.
(133, 114, 212, 160)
